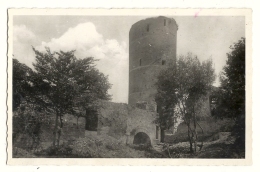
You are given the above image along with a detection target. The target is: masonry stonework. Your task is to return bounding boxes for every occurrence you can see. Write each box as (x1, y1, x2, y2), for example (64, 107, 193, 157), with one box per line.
(129, 16, 178, 105)
(95, 16, 179, 146)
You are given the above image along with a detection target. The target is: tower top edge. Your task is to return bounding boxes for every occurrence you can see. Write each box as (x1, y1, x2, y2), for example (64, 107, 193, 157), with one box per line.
(130, 16, 178, 30)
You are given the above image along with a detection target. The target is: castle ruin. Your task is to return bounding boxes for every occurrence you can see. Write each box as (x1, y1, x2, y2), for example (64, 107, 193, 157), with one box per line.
(87, 16, 211, 146)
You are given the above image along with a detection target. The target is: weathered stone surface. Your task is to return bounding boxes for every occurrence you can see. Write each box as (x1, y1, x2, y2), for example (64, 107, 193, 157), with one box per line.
(97, 100, 159, 145)
(97, 101, 128, 139)
(89, 17, 212, 147)
(126, 105, 158, 145)
(96, 17, 179, 146)
(129, 16, 178, 105)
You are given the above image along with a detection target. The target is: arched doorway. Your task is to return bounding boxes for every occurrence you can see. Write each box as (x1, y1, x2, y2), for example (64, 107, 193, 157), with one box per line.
(133, 132, 151, 146)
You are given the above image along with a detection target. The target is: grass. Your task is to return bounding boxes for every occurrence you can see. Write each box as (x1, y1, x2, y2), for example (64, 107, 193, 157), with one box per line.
(13, 113, 167, 158)
(13, 133, 167, 158)
(13, 115, 240, 158)
(165, 117, 235, 144)
(161, 117, 245, 158)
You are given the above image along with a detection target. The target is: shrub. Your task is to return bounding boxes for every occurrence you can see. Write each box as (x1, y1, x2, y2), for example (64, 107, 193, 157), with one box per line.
(13, 104, 44, 150)
(46, 144, 73, 156)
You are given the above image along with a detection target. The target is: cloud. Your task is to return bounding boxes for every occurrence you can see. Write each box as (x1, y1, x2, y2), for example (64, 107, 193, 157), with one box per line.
(35, 22, 129, 103)
(13, 25, 38, 67)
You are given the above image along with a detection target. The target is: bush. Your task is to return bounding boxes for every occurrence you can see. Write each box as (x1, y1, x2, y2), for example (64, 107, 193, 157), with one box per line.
(165, 117, 235, 144)
(232, 115, 245, 153)
(46, 144, 73, 156)
(105, 142, 122, 150)
(13, 105, 44, 150)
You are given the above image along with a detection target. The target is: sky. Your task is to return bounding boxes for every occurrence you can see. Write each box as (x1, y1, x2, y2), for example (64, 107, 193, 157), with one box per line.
(13, 16, 245, 103)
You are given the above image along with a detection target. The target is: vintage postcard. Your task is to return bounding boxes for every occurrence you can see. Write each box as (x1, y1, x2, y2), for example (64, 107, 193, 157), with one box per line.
(7, 9, 252, 165)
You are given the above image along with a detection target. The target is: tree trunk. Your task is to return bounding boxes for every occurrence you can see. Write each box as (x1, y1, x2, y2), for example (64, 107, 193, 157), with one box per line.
(160, 129, 165, 143)
(77, 117, 79, 129)
(60, 115, 63, 128)
(193, 124, 197, 152)
(57, 130, 61, 146)
(57, 115, 63, 146)
(184, 117, 193, 153)
(193, 107, 197, 153)
(52, 113, 58, 146)
(187, 124, 193, 153)
(85, 116, 87, 130)
(209, 96, 212, 116)
(197, 121, 204, 151)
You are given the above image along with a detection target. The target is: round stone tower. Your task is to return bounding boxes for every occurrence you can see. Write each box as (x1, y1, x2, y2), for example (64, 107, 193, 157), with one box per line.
(128, 16, 178, 105)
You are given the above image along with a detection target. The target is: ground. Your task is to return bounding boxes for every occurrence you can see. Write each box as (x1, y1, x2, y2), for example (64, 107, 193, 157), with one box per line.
(12, 115, 244, 158)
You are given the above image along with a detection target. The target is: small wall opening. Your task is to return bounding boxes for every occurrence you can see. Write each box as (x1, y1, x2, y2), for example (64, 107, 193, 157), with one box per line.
(156, 126, 159, 139)
(133, 132, 151, 146)
(85, 110, 98, 131)
(139, 59, 142, 66)
(162, 60, 166, 65)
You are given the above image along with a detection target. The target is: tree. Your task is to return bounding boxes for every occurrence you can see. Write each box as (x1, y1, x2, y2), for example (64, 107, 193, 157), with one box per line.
(155, 53, 216, 153)
(13, 59, 52, 150)
(13, 59, 34, 110)
(219, 38, 245, 148)
(31, 47, 111, 146)
(72, 69, 111, 131)
(219, 38, 245, 118)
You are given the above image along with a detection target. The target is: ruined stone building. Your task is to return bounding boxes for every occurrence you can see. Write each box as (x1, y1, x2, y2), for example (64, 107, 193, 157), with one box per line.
(87, 16, 211, 146)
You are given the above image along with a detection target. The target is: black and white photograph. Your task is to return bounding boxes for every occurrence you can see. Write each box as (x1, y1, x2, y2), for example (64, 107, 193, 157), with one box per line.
(7, 9, 251, 165)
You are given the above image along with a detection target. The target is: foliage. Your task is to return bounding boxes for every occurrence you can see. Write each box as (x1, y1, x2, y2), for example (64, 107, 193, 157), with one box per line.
(155, 53, 216, 152)
(28, 47, 111, 146)
(218, 38, 245, 149)
(46, 144, 73, 156)
(219, 37, 245, 118)
(13, 59, 34, 110)
(12, 103, 48, 150)
(165, 117, 235, 144)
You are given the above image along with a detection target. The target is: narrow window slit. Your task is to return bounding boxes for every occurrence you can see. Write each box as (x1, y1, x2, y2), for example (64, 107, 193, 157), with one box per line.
(162, 60, 166, 65)
(156, 126, 159, 139)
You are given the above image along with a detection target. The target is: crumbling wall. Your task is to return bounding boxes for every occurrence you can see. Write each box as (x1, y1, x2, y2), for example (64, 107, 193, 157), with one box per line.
(97, 101, 128, 140)
(126, 102, 158, 145)
(97, 101, 158, 146)
(195, 93, 211, 119)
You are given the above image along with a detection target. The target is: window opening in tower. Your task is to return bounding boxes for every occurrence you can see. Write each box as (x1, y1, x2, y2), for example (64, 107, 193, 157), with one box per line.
(156, 126, 159, 139)
(162, 60, 166, 65)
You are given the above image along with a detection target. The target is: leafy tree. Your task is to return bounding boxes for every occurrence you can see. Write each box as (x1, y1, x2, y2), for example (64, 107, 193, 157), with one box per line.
(155, 53, 216, 153)
(219, 38, 245, 118)
(219, 38, 245, 149)
(72, 68, 111, 130)
(13, 59, 55, 152)
(31, 47, 111, 146)
(13, 59, 34, 110)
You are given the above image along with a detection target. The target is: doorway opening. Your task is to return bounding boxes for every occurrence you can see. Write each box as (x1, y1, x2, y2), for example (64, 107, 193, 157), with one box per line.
(133, 132, 151, 146)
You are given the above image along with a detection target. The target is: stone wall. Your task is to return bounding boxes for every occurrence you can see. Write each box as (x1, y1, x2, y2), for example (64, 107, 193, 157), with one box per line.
(97, 101, 159, 146)
(126, 103, 158, 145)
(97, 101, 128, 141)
(93, 16, 213, 146)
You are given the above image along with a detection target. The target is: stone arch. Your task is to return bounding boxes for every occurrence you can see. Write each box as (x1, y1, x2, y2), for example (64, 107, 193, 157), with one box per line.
(133, 132, 151, 145)
(131, 127, 152, 146)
